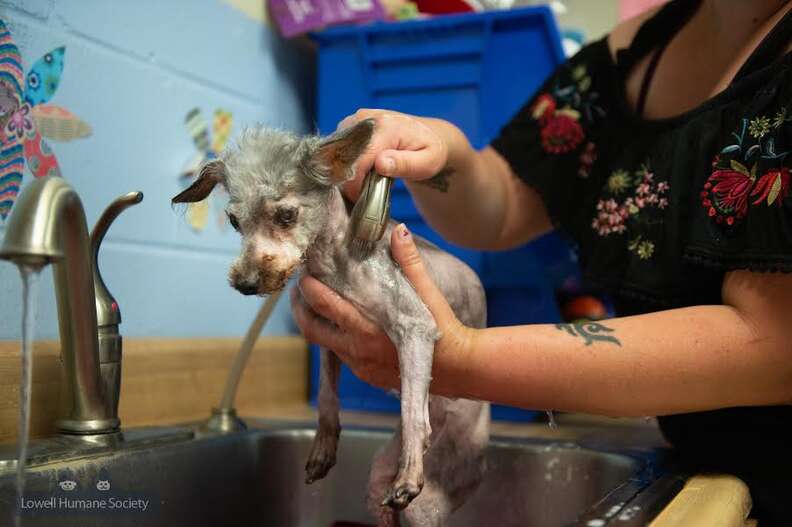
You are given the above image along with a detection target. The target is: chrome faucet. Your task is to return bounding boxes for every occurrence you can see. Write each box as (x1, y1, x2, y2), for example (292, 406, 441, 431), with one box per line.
(0, 176, 142, 435)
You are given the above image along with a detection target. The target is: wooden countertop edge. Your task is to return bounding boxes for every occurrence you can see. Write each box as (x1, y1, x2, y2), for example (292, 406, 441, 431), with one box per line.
(0, 336, 309, 443)
(649, 474, 753, 527)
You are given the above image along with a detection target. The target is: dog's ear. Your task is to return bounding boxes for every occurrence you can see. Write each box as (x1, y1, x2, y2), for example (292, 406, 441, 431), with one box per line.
(172, 160, 226, 203)
(304, 118, 374, 186)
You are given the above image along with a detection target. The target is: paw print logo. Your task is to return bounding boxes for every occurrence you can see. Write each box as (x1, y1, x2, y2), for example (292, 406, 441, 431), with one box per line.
(0, 19, 92, 219)
(96, 479, 110, 491)
(58, 480, 77, 491)
(179, 107, 233, 233)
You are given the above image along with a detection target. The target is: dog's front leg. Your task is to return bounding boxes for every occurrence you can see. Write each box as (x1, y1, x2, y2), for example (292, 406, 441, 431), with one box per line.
(305, 347, 341, 484)
(382, 335, 433, 510)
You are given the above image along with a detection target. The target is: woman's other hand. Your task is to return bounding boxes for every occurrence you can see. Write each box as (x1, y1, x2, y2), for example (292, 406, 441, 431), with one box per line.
(389, 223, 475, 380)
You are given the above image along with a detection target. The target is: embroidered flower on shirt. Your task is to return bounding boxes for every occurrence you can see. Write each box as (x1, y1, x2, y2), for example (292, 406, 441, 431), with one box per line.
(748, 116, 771, 138)
(607, 169, 631, 194)
(531, 63, 604, 159)
(628, 236, 655, 260)
(540, 111, 584, 154)
(752, 167, 790, 206)
(592, 163, 669, 260)
(772, 106, 787, 128)
(702, 113, 791, 227)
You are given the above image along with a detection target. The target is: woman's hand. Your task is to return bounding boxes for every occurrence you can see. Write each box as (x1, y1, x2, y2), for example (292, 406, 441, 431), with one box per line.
(336, 109, 449, 200)
(291, 275, 400, 390)
(389, 223, 476, 383)
(291, 224, 475, 394)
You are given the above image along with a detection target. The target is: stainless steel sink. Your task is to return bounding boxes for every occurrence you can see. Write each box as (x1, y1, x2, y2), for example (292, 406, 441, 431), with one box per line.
(0, 421, 682, 527)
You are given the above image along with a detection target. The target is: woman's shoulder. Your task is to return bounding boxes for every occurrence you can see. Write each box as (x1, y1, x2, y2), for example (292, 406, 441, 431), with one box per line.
(606, 5, 664, 62)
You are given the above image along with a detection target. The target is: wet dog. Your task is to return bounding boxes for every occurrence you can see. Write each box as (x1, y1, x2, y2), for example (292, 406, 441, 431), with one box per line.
(172, 119, 489, 526)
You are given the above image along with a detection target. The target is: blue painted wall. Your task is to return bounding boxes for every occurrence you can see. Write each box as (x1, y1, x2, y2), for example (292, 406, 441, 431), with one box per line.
(0, 0, 312, 338)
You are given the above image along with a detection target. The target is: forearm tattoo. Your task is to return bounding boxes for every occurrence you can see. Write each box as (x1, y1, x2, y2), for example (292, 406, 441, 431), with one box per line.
(418, 166, 454, 193)
(555, 321, 621, 347)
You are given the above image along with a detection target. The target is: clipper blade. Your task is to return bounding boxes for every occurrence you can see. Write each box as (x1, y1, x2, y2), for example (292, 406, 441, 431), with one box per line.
(350, 236, 376, 260)
(348, 170, 394, 260)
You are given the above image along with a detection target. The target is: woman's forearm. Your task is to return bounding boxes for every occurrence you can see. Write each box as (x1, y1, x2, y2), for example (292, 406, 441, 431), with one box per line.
(407, 117, 552, 250)
(432, 304, 791, 417)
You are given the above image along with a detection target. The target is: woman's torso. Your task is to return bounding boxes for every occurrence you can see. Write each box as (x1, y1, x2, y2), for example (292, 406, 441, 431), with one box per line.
(491, 1, 792, 521)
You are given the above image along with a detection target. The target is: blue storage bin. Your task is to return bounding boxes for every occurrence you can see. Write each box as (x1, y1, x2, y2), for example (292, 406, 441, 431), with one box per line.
(314, 6, 565, 148)
(487, 285, 561, 327)
(481, 230, 579, 290)
(311, 7, 572, 422)
(483, 231, 579, 328)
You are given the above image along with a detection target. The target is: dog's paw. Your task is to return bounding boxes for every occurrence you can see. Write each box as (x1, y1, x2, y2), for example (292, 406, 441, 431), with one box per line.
(304, 457, 335, 484)
(304, 450, 336, 484)
(381, 480, 423, 510)
(304, 427, 340, 484)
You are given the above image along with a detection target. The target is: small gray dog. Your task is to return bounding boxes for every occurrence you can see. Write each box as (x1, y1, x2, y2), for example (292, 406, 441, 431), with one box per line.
(173, 119, 489, 527)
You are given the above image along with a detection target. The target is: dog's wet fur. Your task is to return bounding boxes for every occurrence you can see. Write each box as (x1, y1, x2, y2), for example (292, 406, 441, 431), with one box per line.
(172, 119, 489, 527)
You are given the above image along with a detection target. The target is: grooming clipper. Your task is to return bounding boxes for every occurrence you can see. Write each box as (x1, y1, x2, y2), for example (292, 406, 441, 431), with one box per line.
(349, 169, 394, 259)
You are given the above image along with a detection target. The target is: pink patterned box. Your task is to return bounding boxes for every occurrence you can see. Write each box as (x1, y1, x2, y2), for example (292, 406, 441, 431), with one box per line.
(268, 0, 387, 37)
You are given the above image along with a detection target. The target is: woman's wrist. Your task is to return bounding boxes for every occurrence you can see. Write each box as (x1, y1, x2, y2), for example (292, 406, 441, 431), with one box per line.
(411, 116, 477, 181)
(431, 323, 479, 399)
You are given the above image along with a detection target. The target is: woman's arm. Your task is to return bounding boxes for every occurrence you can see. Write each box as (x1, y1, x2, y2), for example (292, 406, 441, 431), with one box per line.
(435, 286, 791, 417)
(425, 247, 792, 418)
(293, 225, 792, 418)
(404, 119, 553, 250)
(338, 109, 552, 250)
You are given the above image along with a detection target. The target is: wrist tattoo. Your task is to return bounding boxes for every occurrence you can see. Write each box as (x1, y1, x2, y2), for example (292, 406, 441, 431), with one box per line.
(555, 321, 621, 347)
(418, 166, 454, 193)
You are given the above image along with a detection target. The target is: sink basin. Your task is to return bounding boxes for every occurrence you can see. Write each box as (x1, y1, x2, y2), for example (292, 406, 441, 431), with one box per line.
(0, 421, 681, 526)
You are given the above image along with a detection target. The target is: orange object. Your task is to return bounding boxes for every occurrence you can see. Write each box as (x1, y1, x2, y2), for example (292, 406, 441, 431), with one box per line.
(561, 295, 608, 321)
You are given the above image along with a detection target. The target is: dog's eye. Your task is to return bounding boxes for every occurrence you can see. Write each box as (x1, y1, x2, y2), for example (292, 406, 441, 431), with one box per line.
(227, 212, 241, 232)
(274, 207, 298, 227)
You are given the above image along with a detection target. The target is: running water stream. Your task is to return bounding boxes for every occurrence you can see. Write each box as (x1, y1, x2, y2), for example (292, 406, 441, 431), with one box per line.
(15, 264, 41, 527)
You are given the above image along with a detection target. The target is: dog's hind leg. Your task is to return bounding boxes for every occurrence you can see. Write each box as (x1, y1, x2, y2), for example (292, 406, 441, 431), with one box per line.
(305, 347, 341, 484)
(368, 435, 402, 527)
(406, 398, 489, 526)
(382, 334, 433, 510)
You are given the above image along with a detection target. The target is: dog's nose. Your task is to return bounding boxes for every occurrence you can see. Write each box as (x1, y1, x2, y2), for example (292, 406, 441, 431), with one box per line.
(235, 282, 259, 296)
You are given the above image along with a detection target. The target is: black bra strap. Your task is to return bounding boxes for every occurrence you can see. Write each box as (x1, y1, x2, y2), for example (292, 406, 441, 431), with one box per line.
(733, 6, 792, 81)
(635, 38, 670, 118)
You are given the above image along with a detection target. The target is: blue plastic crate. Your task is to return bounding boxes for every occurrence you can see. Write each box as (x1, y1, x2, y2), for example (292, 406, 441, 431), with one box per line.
(311, 7, 572, 422)
(481, 230, 579, 289)
(314, 6, 565, 147)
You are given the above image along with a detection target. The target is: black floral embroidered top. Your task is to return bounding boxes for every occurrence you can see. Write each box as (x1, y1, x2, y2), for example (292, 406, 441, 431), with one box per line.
(492, 0, 791, 518)
(493, 3, 792, 314)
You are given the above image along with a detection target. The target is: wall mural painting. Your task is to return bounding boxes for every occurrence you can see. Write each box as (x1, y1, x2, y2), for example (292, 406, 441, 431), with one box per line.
(0, 18, 92, 220)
